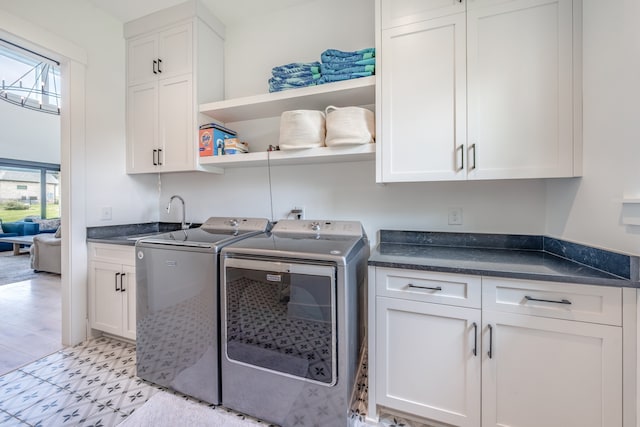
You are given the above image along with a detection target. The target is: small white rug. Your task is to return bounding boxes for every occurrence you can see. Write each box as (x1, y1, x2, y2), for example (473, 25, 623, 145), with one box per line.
(117, 391, 266, 427)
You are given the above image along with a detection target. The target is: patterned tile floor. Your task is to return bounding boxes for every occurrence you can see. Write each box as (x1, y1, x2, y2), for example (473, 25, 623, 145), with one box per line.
(0, 336, 154, 426)
(0, 335, 430, 427)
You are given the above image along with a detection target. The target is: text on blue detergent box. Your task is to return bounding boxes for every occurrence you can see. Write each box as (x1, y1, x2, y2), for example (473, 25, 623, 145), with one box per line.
(199, 123, 237, 156)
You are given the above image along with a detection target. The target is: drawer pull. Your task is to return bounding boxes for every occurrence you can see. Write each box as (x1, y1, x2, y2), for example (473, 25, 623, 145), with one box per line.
(408, 284, 442, 291)
(524, 295, 572, 305)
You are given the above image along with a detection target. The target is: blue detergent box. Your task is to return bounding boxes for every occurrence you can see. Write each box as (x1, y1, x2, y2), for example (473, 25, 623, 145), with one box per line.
(199, 123, 237, 156)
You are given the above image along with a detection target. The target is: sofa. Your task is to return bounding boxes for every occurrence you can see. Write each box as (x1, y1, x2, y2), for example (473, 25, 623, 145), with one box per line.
(30, 227, 61, 274)
(24, 218, 60, 234)
(0, 220, 39, 251)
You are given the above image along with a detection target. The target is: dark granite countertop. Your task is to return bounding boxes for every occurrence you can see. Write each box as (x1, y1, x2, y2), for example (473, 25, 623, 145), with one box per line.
(86, 222, 195, 246)
(369, 231, 640, 288)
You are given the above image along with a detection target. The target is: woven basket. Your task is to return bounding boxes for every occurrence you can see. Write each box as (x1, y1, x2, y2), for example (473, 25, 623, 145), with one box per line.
(324, 105, 375, 146)
(279, 110, 326, 150)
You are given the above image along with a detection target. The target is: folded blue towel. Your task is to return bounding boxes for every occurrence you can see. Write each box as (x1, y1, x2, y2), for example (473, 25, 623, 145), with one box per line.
(269, 80, 318, 92)
(317, 72, 373, 84)
(321, 64, 375, 75)
(320, 58, 375, 70)
(271, 61, 321, 76)
(269, 73, 322, 83)
(268, 75, 320, 86)
(321, 48, 375, 63)
(270, 71, 321, 81)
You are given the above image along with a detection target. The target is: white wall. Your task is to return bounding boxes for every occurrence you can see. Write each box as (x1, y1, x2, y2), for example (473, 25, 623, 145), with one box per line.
(0, 0, 158, 226)
(545, 0, 640, 256)
(161, 163, 547, 245)
(0, 101, 60, 164)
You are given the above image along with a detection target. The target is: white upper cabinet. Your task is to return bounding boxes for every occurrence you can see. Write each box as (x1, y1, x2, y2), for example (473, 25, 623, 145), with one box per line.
(467, 0, 576, 179)
(127, 23, 193, 87)
(379, 13, 467, 182)
(376, 0, 581, 182)
(124, 1, 224, 174)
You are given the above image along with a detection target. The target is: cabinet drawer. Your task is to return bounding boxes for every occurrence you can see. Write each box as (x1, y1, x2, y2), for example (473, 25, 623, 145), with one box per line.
(376, 267, 481, 308)
(482, 277, 622, 326)
(88, 243, 135, 266)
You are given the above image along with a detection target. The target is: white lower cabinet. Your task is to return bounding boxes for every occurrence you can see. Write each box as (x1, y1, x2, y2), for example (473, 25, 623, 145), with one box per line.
(482, 310, 622, 427)
(371, 268, 624, 427)
(88, 243, 136, 340)
(376, 297, 481, 426)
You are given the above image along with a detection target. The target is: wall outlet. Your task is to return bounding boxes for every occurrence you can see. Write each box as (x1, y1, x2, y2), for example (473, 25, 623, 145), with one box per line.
(448, 207, 463, 225)
(291, 206, 305, 220)
(100, 206, 112, 221)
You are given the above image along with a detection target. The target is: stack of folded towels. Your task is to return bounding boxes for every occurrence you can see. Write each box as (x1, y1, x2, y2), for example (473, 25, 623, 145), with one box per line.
(318, 48, 375, 84)
(269, 61, 321, 93)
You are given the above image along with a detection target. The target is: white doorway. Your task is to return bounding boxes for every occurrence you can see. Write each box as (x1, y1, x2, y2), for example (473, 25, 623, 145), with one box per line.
(0, 13, 88, 347)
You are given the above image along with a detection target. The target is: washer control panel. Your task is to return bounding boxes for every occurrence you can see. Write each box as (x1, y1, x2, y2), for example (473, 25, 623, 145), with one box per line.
(201, 217, 270, 232)
(272, 219, 363, 237)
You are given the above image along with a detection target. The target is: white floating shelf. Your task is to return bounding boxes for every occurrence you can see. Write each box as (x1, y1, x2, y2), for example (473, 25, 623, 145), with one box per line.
(199, 143, 375, 171)
(199, 76, 375, 122)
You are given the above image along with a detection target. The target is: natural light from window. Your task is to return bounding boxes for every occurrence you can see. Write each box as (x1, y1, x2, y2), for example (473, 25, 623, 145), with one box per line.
(0, 41, 61, 114)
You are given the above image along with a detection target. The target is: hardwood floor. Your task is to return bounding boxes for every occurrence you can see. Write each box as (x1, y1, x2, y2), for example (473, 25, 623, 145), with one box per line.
(0, 274, 62, 376)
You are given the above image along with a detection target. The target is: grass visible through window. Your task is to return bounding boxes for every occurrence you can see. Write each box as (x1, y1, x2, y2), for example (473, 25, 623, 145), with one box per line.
(0, 204, 60, 222)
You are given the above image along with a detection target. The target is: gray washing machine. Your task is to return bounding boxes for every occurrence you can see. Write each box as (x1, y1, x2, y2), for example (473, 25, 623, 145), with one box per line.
(220, 219, 369, 426)
(135, 217, 270, 404)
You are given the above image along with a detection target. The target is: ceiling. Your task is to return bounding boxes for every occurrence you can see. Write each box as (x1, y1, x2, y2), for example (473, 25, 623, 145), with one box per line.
(87, 0, 315, 25)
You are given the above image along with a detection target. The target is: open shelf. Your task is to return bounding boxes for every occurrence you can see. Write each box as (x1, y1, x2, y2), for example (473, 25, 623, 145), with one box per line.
(197, 76, 376, 171)
(199, 143, 375, 171)
(199, 76, 375, 122)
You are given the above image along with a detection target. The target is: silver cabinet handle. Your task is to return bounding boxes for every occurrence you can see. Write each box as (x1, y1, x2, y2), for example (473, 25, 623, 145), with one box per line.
(408, 283, 442, 291)
(525, 295, 572, 305)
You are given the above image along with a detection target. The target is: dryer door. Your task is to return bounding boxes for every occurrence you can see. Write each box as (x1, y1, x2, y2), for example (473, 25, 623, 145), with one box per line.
(223, 257, 337, 386)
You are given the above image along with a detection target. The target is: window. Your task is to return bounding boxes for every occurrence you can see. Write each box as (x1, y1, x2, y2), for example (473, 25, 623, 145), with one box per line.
(0, 39, 61, 114)
(0, 159, 60, 222)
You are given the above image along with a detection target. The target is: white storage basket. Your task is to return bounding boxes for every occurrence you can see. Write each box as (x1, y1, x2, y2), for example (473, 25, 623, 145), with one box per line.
(279, 110, 326, 150)
(324, 105, 375, 146)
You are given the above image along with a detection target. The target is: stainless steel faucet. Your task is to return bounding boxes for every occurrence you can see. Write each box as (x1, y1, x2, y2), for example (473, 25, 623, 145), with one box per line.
(167, 195, 189, 230)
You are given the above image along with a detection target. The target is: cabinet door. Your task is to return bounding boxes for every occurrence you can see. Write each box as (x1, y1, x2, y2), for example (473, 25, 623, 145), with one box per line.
(379, 13, 466, 182)
(482, 310, 622, 427)
(382, 0, 466, 29)
(376, 297, 481, 427)
(121, 264, 137, 340)
(127, 82, 159, 174)
(158, 74, 194, 172)
(89, 261, 124, 337)
(127, 34, 157, 87)
(467, 0, 575, 179)
(158, 23, 193, 80)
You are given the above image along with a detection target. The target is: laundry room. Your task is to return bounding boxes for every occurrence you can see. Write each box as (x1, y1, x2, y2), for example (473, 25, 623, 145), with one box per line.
(0, 0, 639, 426)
